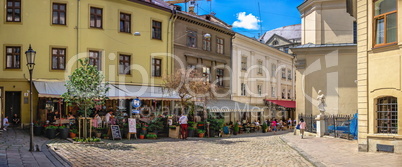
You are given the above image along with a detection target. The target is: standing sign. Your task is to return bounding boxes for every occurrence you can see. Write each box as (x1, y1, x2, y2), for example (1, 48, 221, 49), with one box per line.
(128, 118, 137, 133)
(110, 125, 122, 140)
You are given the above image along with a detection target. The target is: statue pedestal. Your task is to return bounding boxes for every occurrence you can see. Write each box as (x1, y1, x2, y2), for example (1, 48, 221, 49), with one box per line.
(315, 111, 325, 137)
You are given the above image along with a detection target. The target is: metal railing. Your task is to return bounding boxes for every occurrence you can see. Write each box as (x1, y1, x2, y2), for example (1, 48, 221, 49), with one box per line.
(298, 114, 355, 140)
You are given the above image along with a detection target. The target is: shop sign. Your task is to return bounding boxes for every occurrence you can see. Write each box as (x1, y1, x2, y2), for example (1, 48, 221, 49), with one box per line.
(128, 118, 136, 133)
(132, 98, 141, 108)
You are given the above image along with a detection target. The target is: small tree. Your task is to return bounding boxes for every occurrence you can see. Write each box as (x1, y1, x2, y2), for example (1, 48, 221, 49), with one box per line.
(62, 59, 109, 138)
(163, 68, 215, 117)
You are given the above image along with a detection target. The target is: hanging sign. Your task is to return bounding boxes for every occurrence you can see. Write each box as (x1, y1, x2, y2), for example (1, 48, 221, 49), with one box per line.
(132, 98, 141, 108)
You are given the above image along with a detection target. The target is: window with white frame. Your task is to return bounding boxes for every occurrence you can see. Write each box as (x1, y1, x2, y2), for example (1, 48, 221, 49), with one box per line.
(202, 33, 211, 51)
(257, 85, 262, 96)
(186, 29, 197, 48)
(216, 69, 224, 87)
(376, 96, 398, 134)
(258, 60, 263, 74)
(288, 69, 292, 80)
(241, 57, 247, 71)
(271, 86, 275, 97)
(288, 89, 291, 99)
(241, 83, 246, 96)
(216, 37, 224, 54)
(271, 64, 276, 77)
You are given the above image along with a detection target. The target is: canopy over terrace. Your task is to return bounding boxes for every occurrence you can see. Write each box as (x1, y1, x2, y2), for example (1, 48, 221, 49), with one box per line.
(265, 99, 296, 108)
(33, 81, 181, 100)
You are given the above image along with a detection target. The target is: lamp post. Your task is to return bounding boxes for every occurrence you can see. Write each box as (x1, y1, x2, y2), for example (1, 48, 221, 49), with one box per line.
(25, 44, 36, 152)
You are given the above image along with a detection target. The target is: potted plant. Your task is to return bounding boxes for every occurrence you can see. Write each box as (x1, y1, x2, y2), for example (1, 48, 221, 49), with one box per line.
(233, 123, 239, 135)
(188, 127, 195, 137)
(69, 129, 78, 139)
(147, 117, 164, 134)
(58, 125, 69, 139)
(45, 125, 59, 139)
(95, 127, 103, 138)
(139, 133, 145, 139)
(102, 134, 109, 139)
(262, 122, 268, 133)
(34, 122, 44, 136)
(146, 133, 157, 139)
(197, 129, 206, 138)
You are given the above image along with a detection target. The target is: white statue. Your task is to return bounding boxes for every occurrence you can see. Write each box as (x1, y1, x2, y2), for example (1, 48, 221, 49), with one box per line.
(317, 90, 326, 112)
(315, 90, 326, 120)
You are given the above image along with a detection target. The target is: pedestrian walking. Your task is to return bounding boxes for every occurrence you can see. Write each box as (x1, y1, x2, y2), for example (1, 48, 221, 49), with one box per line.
(3, 116, 10, 131)
(299, 118, 307, 139)
(179, 114, 188, 140)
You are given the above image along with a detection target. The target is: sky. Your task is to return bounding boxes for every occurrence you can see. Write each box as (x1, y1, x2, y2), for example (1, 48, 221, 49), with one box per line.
(176, 0, 305, 38)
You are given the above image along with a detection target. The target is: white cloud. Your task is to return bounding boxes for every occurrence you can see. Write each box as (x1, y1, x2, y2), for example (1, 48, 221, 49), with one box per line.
(232, 12, 260, 30)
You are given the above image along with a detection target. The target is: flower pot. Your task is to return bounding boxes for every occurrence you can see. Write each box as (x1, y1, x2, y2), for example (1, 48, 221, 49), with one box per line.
(34, 126, 44, 136)
(198, 133, 205, 138)
(139, 135, 145, 139)
(69, 132, 77, 139)
(96, 132, 102, 138)
(46, 128, 57, 139)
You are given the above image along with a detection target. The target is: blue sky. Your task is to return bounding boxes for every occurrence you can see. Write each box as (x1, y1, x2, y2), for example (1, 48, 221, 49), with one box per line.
(177, 0, 305, 38)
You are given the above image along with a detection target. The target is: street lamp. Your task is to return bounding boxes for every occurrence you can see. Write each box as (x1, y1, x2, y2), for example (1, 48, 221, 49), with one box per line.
(25, 44, 36, 152)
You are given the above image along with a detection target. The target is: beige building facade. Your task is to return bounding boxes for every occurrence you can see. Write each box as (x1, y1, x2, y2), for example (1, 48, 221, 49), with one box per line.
(356, 0, 402, 153)
(292, 0, 357, 117)
(232, 33, 295, 122)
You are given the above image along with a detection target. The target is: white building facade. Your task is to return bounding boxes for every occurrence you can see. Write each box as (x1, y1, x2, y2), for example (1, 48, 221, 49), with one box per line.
(232, 33, 296, 122)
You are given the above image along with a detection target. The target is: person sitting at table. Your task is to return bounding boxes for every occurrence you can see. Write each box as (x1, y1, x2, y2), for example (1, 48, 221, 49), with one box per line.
(109, 114, 117, 125)
(67, 112, 75, 125)
(47, 111, 55, 124)
(12, 114, 20, 126)
(254, 120, 260, 130)
(54, 111, 60, 121)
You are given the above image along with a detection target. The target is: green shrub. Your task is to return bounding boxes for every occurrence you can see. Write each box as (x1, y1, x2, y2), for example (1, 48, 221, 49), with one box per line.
(146, 133, 157, 139)
(233, 123, 239, 133)
(197, 129, 206, 134)
(45, 125, 59, 129)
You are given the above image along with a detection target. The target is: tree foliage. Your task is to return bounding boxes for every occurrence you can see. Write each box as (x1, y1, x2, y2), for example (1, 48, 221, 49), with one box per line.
(61, 58, 109, 117)
(163, 68, 216, 114)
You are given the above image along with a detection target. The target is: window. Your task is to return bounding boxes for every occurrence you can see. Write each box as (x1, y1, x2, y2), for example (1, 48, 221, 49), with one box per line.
(90, 7, 102, 28)
(6, 0, 21, 22)
(52, 3, 66, 25)
(51, 48, 66, 70)
(202, 67, 211, 82)
(89, 50, 101, 70)
(376, 96, 398, 134)
(120, 13, 131, 33)
(374, 0, 397, 47)
(152, 20, 162, 40)
(258, 60, 263, 74)
(241, 57, 247, 71)
(257, 85, 262, 96)
(217, 37, 224, 54)
(187, 30, 197, 48)
(272, 40, 278, 45)
(288, 69, 292, 80)
(271, 64, 276, 77)
(202, 33, 211, 51)
(288, 89, 291, 99)
(5, 46, 20, 69)
(282, 89, 286, 99)
(241, 83, 246, 96)
(271, 86, 275, 97)
(152, 58, 162, 77)
(216, 69, 224, 87)
(119, 54, 130, 74)
(281, 68, 286, 79)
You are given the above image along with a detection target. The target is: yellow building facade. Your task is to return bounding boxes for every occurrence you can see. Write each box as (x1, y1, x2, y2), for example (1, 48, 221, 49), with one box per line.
(357, 0, 402, 153)
(0, 0, 174, 124)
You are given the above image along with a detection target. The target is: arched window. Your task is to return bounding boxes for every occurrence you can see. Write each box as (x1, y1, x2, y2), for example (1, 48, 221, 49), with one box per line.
(376, 96, 398, 134)
(272, 40, 278, 45)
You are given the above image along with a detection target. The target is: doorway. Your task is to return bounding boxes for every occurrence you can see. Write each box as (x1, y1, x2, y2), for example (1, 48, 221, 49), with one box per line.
(5, 91, 21, 121)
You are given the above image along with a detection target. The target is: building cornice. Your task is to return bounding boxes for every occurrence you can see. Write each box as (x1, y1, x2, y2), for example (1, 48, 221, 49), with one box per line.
(176, 13, 234, 36)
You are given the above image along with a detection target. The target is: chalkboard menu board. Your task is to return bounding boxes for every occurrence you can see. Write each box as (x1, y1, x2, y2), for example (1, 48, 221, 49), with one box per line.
(110, 125, 122, 140)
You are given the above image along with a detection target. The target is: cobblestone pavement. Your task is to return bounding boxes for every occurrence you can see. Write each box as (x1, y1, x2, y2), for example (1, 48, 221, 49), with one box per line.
(48, 132, 313, 167)
(282, 132, 402, 167)
(0, 127, 70, 167)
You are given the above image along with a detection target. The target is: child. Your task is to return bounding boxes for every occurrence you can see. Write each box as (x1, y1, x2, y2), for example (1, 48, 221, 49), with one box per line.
(3, 116, 10, 131)
(299, 118, 307, 139)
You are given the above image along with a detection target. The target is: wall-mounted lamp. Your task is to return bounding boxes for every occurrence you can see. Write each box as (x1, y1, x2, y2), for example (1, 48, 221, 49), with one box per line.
(133, 32, 141, 36)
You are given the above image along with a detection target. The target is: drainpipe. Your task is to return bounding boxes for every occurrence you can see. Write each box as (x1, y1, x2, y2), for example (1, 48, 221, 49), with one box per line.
(76, 0, 81, 69)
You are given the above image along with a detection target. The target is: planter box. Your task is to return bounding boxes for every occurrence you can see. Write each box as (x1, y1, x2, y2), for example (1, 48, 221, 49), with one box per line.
(169, 126, 180, 139)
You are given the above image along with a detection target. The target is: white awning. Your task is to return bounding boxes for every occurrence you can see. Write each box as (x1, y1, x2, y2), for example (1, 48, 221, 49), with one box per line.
(33, 82, 178, 100)
(206, 100, 264, 113)
(113, 84, 181, 100)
